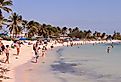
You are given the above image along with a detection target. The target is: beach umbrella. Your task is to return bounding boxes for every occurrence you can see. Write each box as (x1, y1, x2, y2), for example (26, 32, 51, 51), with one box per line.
(19, 37, 27, 40)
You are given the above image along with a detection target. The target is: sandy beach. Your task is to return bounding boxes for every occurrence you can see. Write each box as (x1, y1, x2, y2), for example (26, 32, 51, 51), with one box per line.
(15, 47, 63, 82)
(0, 40, 121, 82)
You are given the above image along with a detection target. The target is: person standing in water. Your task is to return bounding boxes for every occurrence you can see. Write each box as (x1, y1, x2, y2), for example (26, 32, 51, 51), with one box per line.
(111, 44, 114, 48)
(107, 46, 111, 53)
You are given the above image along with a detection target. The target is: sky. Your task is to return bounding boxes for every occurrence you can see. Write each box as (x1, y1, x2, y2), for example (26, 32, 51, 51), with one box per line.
(4, 0, 121, 34)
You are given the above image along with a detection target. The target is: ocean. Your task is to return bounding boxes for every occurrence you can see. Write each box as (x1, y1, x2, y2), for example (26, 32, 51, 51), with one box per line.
(51, 43, 121, 82)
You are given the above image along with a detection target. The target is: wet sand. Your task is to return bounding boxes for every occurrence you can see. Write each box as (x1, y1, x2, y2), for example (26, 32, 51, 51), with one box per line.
(15, 47, 63, 82)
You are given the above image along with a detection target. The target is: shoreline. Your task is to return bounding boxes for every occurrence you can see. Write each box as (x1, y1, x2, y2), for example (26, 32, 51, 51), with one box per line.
(15, 47, 63, 82)
(0, 40, 121, 82)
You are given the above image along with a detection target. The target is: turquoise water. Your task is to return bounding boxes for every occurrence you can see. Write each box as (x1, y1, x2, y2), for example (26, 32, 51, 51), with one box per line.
(51, 43, 121, 82)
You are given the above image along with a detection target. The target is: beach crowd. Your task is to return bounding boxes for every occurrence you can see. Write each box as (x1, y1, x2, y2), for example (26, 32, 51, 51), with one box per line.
(0, 39, 119, 64)
(0, 39, 120, 65)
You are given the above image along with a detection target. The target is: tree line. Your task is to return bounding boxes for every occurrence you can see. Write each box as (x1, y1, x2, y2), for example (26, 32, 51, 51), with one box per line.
(0, 0, 121, 40)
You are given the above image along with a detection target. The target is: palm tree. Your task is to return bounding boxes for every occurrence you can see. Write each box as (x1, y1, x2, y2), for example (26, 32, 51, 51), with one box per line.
(26, 20, 38, 38)
(112, 32, 121, 40)
(0, 17, 8, 29)
(46, 25, 54, 36)
(0, 0, 12, 29)
(101, 32, 106, 39)
(68, 28, 72, 34)
(106, 35, 112, 40)
(51, 26, 60, 37)
(72, 27, 80, 33)
(56, 26, 61, 34)
(7, 12, 23, 38)
(40, 24, 48, 38)
(22, 20, 28, 30)
(22, 20, 31, 37)
(68, 27, 80, 38)
(93, 31, 98, 40)
(85, 30, 92, 39)
(62, 27, 67, 36)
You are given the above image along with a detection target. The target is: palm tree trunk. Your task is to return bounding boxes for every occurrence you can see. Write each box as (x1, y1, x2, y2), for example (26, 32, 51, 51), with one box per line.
(0, 9, 2, 17)
(0, 9, 3, 29)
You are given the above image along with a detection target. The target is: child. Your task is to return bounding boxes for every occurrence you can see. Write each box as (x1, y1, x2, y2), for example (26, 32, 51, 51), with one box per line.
(4, 45, 10, 64)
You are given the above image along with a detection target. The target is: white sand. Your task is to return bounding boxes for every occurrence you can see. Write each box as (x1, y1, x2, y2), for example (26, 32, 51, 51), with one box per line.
(0, 40, 120, 82)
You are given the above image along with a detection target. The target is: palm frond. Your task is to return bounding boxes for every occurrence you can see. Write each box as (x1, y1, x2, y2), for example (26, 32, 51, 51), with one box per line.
(2, 7, 12, 13)
(2, 22, 7, 25)
(3, 18, 8, 22)
(2, 0, 13, 6)
(7, 19, 12, 22)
